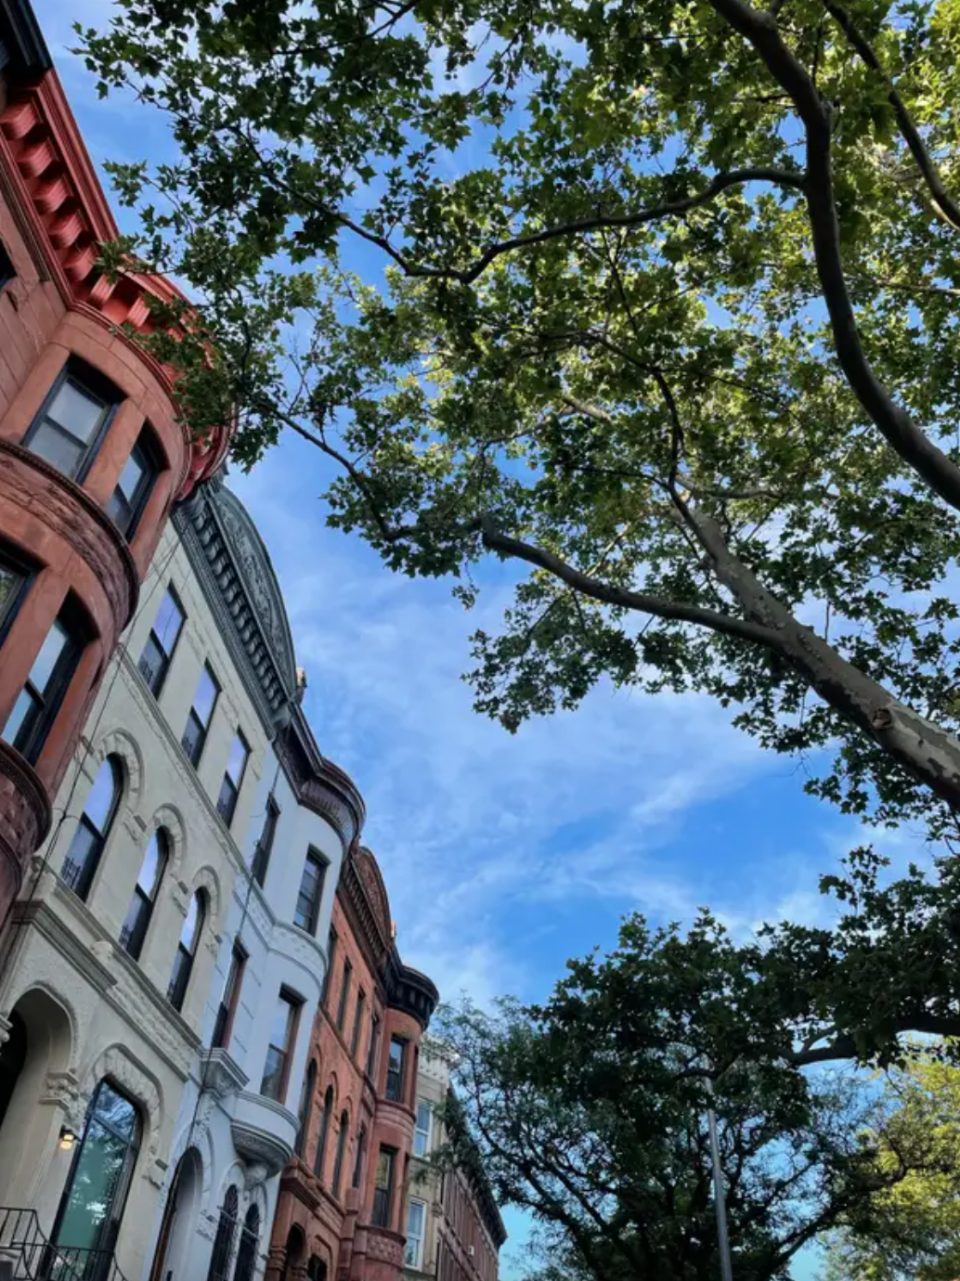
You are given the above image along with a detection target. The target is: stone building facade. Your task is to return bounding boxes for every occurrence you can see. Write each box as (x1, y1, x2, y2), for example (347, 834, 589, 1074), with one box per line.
(0, 0, 228, 933)
(402, 1044, 505, 1281)
(267, 850, 438, 1281)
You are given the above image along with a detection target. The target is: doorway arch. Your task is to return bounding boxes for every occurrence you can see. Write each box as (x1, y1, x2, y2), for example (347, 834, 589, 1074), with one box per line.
(0, 987, 73, 1204)
(149, 1146, 203, 1281)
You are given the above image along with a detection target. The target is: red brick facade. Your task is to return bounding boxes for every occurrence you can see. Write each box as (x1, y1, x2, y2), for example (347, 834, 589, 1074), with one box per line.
(0, 16, 229, 931)
(268, 846, 438, 1281)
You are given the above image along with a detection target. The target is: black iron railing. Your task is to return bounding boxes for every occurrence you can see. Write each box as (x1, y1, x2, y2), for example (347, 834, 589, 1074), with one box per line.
(0, 1209, 130, 1281)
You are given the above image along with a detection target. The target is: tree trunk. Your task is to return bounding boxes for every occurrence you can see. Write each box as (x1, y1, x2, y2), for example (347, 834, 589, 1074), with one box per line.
(691, 509, 960, 809)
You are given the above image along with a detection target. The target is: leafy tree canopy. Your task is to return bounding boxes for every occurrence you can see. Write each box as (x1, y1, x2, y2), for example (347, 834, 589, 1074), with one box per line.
(80, 0, 960, 837)
(823, 1052, 960, 1281)
(434, 864, 960, 1281)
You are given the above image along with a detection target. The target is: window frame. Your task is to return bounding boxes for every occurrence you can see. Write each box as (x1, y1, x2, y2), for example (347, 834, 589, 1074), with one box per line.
(323, 931, 338, 1007)
(366, 1014, 381, 1080)
(0, 543, 33, 649)
(119, 827, 169, 960)
(314, 1085, 334, 1180)
(413, 1100, 432, 1158)
(2, 598, 87, 765)
(260, 986, 303, 1104)
(106, 426, 161, 540)
(59, 755, 123, 902)
(181, 662, 220, 768)
(0, 238, 14, 292)
(331, 1109, 350, 1199)
(167, 890, 206, 1013)
(336, 959, 352, 1031)
(405, 1199, 427, 1269)
(22, 359, 119, 484)
(212, 940, 247, 1050)
(252, 793, 280, 888)
(371, 1146, 396, 1228)
(350, 989, 366, 1058)
(137, 585, 185, 699)
(352, 1124, 367, 1190)
(293, 847, 327, 935)
(216, 728, 249, 827)
(384, 1036, 406, 1102)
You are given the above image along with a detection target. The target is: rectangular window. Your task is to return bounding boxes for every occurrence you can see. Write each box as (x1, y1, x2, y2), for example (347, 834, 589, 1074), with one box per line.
(24, 361, 117, 482)
(385, 1036, 406, 1102)
(323, 931, 337, 1006)
(1, 604, 85, 764)
(181, 663, 219, 767)
(106, 428, 159, 539)
(137, 586, 184, 698)
(293, 848, 326, 934)
(413, 1100, 432, 1158)
(212, 941, 247, 1049)
(216, 730, 249, 826)
(366, 1014, 381, 1080)
(371, 1147, 395, 1228)
(405, 1200, 426, 1269)
(0, 549, 30, 644)
(251, 794, 279, 888)
(261, 988, 301, 1103)
(351, 989, 366, 1057)
(0, 239, 14, 291)
(336, 959, 352, 1031)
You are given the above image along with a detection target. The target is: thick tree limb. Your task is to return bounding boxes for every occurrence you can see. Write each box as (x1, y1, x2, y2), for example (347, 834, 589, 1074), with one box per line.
(478, 520, 787, 648)
(822, 0, 960, 231)
(706, 0, 960, 515)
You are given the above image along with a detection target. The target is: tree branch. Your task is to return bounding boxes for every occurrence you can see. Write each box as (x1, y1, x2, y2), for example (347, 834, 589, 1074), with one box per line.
(706, 0, 960, 514)
(822, 0, 960, 231)
(478, 519, 786, 649)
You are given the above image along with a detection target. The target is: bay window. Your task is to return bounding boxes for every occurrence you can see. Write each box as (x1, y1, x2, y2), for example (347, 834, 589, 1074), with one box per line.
(24, 361, 117, 482)
(1, 600, 86, 764)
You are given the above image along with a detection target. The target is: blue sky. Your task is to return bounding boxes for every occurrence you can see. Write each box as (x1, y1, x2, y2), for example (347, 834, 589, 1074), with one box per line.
(33, 4, 937, 1272)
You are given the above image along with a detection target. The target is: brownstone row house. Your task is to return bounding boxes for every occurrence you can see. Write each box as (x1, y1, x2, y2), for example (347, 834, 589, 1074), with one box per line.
(0, 5, 494, 1281)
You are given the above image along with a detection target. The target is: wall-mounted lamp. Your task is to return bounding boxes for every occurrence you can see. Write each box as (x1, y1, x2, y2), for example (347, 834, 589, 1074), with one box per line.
(58, 1127, 77, 1152)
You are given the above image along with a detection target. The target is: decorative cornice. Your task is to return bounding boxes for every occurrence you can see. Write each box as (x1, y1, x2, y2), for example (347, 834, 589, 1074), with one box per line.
(0, 71, 230, 496)
(0, 440, 140, 630)
(12, 897, 118, 994)
(231, 1089, 297, 1176)
(173, 480, 298, 735)
(386, 954, 439, 1031)
(274, 713, 365, 857)
(338, 850, 391, 981)
(199, 1046, 249, 1100)
(0, 0, 51, 77)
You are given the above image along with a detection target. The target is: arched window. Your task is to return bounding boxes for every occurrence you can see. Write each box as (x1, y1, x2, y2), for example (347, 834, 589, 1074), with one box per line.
(313, 1085, 333, 1181)
(295, 1060, 317, 1158)
(53, 1080, 141, 1259)
(206, 1185, 239, 1281)
(167, 891, 206, 1012)
(120, 829, 169, 960)
(331, 1111, 349, 1199)
(61, 755, 123, 900)
(352, 1124, 366, 1190)
(232, 1204, 260, 1281)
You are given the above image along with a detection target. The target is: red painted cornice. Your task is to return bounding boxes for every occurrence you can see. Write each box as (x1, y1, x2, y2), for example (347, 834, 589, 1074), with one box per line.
(0, 68, 230, 496)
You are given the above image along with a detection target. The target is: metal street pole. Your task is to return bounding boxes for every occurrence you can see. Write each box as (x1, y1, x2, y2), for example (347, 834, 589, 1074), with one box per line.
(704, 1073, 734, 1281)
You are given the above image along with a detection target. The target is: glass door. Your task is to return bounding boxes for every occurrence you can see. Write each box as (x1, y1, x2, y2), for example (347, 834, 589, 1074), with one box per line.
(51, 1081, 141, 1281)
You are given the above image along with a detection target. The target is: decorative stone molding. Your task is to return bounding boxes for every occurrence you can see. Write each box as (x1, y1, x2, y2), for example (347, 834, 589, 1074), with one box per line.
(0, 740, 53, 893)
(231, 1090, 297, 1177)
(0, 442, 139, 632)
(39, 1069, 83, 1130)
(93, 728, 145, 808)
(274, 719, 365, 858)
(199, 1047, 249, 1101)
(84, 1042, 164, 1160)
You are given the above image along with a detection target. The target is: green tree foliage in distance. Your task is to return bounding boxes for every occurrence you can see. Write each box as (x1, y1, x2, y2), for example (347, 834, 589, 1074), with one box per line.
(822, 1052, 960, 1281)
(432, 889, 960, 1281)
(80, 0, 960, 832)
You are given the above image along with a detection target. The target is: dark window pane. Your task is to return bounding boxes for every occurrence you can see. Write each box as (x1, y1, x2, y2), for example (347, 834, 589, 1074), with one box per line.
(217, 776, 238, 825)
(260, 1046, 286, 1101)
(60, 821, 99, 896)
(182, 712, 206, 766)
(0, 559, 25, 632)
(0, 240, 13, 289)
(137, 634, 166, 695)
(385, 1037, 405, 1101)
